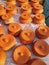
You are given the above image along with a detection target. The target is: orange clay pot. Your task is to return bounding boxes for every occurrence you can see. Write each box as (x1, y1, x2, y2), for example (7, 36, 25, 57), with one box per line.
(19, 29, 35, 44)
(32, 4, 43, 14)
(32, 40, 49, 57)
(35, 26, 49, 39)
(18, 64, 26, 65)
(0, 34, 16, 51)
(0, 26, 5, 36)
(7, 0, 16, 5)
(1, 13, 14, 24)
(19, 12, 32, 24)
(21, 3, 32, 13)
(0, 48, 6, 65)
(8, 23, 22, 36)
(48, 45, 49, 53)
(0, 4, 6, 16)
(27, 58, 46, 65)
(0, 4, 4, 8)
(30, 0, 40, 7)
(18, 0, 28, 7)
(13, 45, 31, 64)
(33, 14, 45, 24)
(6, 4, 17, 15)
